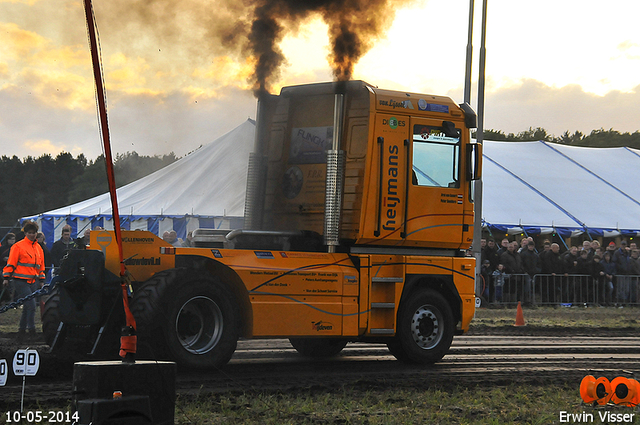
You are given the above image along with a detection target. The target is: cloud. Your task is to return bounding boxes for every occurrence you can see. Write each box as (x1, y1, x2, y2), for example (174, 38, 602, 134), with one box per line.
(0, 80, 257, 161)
(481, 79, 640, 136)
(105, 86, 256, 158)
(106, 53, 149, 90)
(616, 40, 640, 60)
(0, 22, 47, 60)
(0, 84, 98, 159)
(0, 21, 93, 110)
(23, 138, 72, 156)
(0, 0, 41, 5)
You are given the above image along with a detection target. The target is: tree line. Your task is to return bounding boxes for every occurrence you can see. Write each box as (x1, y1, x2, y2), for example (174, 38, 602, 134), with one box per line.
(0, 151, 178, 226)
(2, 126, 640, 227)
(477, 127, 640, 148)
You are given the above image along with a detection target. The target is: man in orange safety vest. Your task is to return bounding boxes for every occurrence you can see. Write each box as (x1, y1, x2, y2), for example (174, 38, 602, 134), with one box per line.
(2, 220, 45, 342)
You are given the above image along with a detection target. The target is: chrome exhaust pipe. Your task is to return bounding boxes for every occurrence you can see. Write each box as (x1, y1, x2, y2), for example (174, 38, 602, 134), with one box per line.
(324, 87, 346, 252)
(244, 95, 270, 230)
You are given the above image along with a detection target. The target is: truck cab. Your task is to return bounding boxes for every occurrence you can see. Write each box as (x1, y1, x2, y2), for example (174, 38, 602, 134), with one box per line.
(45, 81, 481, 369)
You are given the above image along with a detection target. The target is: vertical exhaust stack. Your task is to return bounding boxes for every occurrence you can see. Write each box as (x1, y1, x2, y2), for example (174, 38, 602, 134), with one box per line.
(244, 93, 271, 230)
(324, 82, 347, 252)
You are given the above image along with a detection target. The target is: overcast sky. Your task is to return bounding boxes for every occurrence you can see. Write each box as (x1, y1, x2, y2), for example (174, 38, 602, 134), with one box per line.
(1, 0, 639, 161)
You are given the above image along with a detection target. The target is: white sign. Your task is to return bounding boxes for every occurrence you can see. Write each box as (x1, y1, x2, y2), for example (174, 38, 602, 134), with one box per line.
(0, 359, 7, 386)
(12, 349, 40, 376)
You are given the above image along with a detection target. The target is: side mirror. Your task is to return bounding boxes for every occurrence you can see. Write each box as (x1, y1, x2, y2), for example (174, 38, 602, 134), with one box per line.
(467, 142, 482, 181)
(459, 103, 477, 129)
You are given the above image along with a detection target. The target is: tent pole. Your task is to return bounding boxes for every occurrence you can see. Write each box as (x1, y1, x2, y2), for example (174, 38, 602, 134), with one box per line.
(463, 0, 474, 105)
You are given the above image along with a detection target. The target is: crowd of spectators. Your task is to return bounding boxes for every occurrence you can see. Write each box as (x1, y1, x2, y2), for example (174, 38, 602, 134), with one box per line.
(480, 237, 640, 306)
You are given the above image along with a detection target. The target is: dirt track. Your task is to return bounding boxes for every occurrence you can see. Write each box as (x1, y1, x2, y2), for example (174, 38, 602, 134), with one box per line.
(1, 326, 639, 409)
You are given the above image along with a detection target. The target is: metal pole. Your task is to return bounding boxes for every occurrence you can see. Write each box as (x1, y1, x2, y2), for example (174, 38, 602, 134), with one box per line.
(477, 0, 488, 139)
(83, 0, 137, 362)
(473, 0, 488, 298)
(463, 0, 475, 105)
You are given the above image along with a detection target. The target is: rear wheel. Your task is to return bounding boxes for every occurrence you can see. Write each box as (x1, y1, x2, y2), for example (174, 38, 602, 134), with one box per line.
(289, 338, 348, 358)
(388, 288, 454, 364)
(132, 269, 240, 369)
(41, 288, 61, 346)
(41, 287, 107, 359)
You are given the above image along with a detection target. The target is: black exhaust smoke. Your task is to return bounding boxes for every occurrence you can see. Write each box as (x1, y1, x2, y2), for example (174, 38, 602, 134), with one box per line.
(100, 0, 415, 96)
(244, 0, 415, 95)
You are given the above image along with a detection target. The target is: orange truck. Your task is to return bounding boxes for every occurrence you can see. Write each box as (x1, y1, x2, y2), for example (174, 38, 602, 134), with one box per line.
(43, 80, 482, 369)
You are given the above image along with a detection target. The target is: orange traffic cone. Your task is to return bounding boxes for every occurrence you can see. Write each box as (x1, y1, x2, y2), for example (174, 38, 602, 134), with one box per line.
(514, 301, 525, 326)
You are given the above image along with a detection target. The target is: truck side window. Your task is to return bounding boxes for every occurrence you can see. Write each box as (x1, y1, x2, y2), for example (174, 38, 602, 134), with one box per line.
(412, 124, 460, 188)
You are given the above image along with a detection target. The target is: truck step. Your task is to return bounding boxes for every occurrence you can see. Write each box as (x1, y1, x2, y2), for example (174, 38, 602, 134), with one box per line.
(371, 302, 395, 309)
(371, 277, 403, 283)
(369, 328, 395, 335)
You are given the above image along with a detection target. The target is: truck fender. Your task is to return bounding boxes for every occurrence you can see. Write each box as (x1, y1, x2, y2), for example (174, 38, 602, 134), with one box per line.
(401, 274, 462, 325)
(175, 255, 253, 337)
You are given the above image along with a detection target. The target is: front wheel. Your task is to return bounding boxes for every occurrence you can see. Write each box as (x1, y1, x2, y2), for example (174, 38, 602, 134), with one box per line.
(132, 270, 240, 369)
(388, 288, 454, 364)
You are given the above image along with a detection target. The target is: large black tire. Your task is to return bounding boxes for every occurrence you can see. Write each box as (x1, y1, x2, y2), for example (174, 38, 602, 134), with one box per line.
(41, 288, 61, 347)
(289, 338, 348, 358)
(41, 287, 110, 359)
(131, 269, 240, 369)
(388, 288, 454, 364)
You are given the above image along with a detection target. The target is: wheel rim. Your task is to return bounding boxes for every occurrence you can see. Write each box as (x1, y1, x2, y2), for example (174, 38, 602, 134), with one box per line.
(410, 304, 444, 350)
(175, 296, 223, 354)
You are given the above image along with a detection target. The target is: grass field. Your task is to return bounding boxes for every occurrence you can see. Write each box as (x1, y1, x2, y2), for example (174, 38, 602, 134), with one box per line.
(471, 305, 640, 329)
(0, 305, 42, 334)
(172, 383, 594, 425)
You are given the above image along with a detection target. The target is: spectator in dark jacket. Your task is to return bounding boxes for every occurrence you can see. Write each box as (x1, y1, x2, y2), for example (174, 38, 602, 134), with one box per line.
(540, 243, 564, 303)
(520, 241, 540, 275)
(496, 238, 510, 257)
(629, 249, 640, 303)
(613, 240, 630, 275)
(601, 251, 616, 305)
(563, 246, 580, 303)
(563, 246, 579, 274)
(519, 241, 539, 305)
(482, 239, 500, 273)
(51, 225, 78, 267)
(590, 255, 605, 304)
(500, 241, 522, 274)
(628, 249, 640, 275)
(613, 240, 630, 303)
(576, 249, 591, 275)
(0, 233, 16, 270)
(541, 243, 564, 275)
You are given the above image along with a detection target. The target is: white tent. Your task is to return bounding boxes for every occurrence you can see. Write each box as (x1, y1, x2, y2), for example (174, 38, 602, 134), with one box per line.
(25, 119, 255, 247)
(24, 119, 640, 248)
(482, 140, 640, 239)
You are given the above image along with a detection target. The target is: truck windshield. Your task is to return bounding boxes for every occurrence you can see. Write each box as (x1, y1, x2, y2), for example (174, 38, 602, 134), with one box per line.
(412, 124, 460, 188)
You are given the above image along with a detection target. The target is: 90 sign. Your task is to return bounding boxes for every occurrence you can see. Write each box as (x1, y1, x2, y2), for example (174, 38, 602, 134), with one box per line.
(13, 349, 40, 376)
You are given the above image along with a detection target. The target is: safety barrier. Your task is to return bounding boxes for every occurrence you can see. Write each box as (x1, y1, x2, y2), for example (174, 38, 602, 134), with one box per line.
(481, 273, 640, 307)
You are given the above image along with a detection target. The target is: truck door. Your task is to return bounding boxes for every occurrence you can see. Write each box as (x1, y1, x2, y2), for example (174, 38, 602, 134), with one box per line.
(404, 118, 465, 248)
(360, 113, 409, 245)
